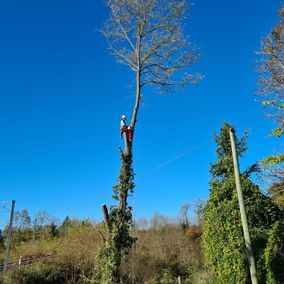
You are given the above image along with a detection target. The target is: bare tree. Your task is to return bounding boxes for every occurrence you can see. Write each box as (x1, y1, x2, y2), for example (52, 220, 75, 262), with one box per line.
(13, 209, 31, 242)
(257, 6, 284, 204)
(194, 199, 206, 225)
(179, 203, 190, 229)
(257, 5, 284, 137)
(14, 209, 31, 231)
(35, 210, 53, 228)
(102, 0, 201, 134)
(101, 0, 201, 220)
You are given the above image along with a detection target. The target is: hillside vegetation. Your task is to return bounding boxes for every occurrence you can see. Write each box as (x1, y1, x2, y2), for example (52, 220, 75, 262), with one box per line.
(0, 214, 206, 284)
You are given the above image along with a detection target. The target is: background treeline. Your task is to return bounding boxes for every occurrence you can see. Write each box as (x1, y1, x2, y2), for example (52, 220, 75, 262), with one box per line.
(0, 206, 206, 284)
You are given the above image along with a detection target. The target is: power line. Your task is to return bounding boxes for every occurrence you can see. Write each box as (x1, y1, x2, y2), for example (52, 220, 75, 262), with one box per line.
(137, 114, 272, 179)
(137, 140, 211, 179)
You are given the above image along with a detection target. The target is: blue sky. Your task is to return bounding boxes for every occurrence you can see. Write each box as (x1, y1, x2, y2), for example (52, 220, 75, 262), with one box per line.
(0, 0, 283, 225)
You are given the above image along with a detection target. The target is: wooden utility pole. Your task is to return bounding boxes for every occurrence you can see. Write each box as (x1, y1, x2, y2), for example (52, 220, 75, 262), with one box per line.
(229, 128, 258, 284)
(3, 200, 15, 271)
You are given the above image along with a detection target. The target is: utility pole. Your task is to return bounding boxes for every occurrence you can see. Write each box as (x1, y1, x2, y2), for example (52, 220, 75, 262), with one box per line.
(229, 128, 258, 284)
(3, 200, 15, 271)
(32, 218, 37, 256)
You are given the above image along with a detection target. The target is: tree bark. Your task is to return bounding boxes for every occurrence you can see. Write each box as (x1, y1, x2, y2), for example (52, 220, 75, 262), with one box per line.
(130, 32, 141, 132)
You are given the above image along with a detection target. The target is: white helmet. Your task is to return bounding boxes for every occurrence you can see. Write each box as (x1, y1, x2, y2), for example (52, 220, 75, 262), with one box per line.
(121, 114, 126, 119)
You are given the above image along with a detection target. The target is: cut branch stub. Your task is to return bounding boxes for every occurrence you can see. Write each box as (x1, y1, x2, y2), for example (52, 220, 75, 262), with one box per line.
(101, 204, 110, 236)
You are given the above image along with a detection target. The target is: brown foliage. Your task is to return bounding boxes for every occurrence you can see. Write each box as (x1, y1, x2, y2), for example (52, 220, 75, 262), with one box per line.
(122, 224, 203, 283)
(186, 226, 202, 240)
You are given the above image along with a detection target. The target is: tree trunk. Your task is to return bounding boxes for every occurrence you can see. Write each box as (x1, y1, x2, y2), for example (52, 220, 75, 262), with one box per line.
(119, 32, 141, 212)
(130, 33, 141, 131)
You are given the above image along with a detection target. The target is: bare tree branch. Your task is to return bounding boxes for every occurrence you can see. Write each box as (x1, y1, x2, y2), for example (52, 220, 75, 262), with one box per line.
(257, 7, 284, 130)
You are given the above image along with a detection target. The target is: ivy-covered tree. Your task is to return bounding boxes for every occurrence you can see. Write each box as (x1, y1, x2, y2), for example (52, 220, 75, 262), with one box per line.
(97, 0, 201, 282)
(202, 123, 281, 283)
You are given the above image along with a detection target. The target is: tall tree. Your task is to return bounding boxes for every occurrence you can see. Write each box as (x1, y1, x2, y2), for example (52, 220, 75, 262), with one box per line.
(257, 5, 284, 137)
(257, 5, 284, 210)
(35, 210, 53, 228)
(101, 0, 201, 211)
(97, 1, 201, 283)
(13, 209, 31, 243)
(202, 123, 281, 283)
(14, 209, 31, 231)
(194, 199, 206, 225)
(179, 203, 190, 230)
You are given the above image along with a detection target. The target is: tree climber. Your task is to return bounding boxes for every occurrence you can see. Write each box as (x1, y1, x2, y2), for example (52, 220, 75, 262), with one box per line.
(120, 114, 133, 142)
